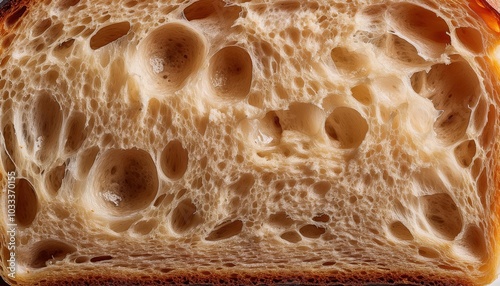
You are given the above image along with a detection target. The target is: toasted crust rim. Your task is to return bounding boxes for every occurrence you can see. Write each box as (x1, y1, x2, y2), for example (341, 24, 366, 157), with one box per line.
(5, 270, 476, 286)
(0, 0, 28, 26)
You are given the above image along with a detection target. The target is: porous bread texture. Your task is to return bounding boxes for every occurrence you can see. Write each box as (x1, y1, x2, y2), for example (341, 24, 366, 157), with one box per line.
(0, 0, 499, 285)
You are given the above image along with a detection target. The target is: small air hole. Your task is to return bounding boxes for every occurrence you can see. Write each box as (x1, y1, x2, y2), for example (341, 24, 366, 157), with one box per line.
(90, 255, 113, 263)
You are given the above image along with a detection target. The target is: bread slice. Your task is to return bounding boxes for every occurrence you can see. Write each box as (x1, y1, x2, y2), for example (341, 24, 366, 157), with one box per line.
(0, 0, 500, 285)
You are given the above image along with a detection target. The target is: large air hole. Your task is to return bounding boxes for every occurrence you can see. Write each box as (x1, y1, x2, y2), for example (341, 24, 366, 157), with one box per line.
(325, 107, 368, 149)
(184, 0, 220, 20)
(137, 22, 206, 93)
(206, 220, 243, 241)
(312, 181, 331, 197)
(63, 112, 87, 154)
(299, 224, 326, 239)
(31, 93, 63, 163)
(237, 111, 282, 147)
(171, 199, 202, 233)
(383, 34, 426, 65)
(457, 225, 487, 261)
(209, 46, 253, 99)
(269, 212, 294, 228)
(28, 240, 76, 268)
(183, 0, 241, 23)
(76, 146, 99, 178)
(229, 174, 254, 196)
(15, 179, 38, 227)
(275, 103, 325, 137)
(455, 27, 483, 53)
(32, 18, 52, 37)
(388, 221, 413, 241)
(88, 148, 158, 215)
(330, 47, 369, 77)
(2, 123, 17, 167)
(415, 61, 480, 144)
(58, 0, 80, 9)
(480, 105, 496, 149)
(350, 84, 372, 105)
(280, 231, 302, 243)
(132, 219, 158, 235)
(160, 140, 188, 180)
(45, 163, 66, 194)
(45, 23, 65, 43)
(386, 3, 451, 58)
(454, 140, 476, 167)
(5, 6, 27, 28)
(418, 247, 440, 259)
(420, 193, 462, 240)
(477, 169, 488, 208)
(90, 22, 131, 50)
(312, 214, 330, 223)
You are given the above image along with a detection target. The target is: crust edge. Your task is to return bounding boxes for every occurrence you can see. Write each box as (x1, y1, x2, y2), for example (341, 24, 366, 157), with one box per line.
(6, 270, 476, 286)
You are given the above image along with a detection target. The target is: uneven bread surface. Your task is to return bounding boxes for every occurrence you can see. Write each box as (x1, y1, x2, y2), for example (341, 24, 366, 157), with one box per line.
(0, 0, 499, 285)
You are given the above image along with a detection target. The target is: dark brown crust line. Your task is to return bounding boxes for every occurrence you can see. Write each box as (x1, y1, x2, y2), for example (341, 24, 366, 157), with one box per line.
(14, 270, 476, 286)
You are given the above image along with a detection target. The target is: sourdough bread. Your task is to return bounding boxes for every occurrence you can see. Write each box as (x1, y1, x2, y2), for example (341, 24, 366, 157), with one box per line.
(0, 0, 500, 285)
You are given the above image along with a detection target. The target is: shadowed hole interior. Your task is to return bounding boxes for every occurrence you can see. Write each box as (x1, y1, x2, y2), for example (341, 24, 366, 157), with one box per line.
(299, 224, 326, 239)
(458, 225, 487, 261)
(90, 255, 113, 263)
(413, 61, 480, 144)
(206, 220, 243, 241)
(454, 140, 476, 167)
(420, 193, 462, 240)
(387, 3, 450, 58)
(160, 140, 189, 180)
(90, 22, 131, 50)
(138, 22, 206, 92)
(455, 27, 483, 53)
(45, 163, 66, 194)
(184, 0, 241, 21)
(209, 46, 253, 99)
(171, 199, 202, 233)
(331, 47, 368, 77)
(64, 112, 87, 154)
(325, 107, 368, 149)
(280, 231, 302, 243)
(132, 219, 158, 235)
(31, 93, 63, 162)
(275, 103, 325, 137)
(269, 212, 294, 228)
(229, 173, 254, 196)
(388, 221, 413, 241)
(29, 240, 76, 268)
(59, 0, 80, 9)
(383, 33, 425, 65)
(32, 18, 52, 37)
(15, 179, 38, 227)
(350, 84, 372, 105)
(91, 148, 158, 215)
(418, 247, 440, 259)
(6, 6, 27, 28)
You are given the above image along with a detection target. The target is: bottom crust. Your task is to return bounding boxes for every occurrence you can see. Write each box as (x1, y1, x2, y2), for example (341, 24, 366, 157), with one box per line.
(7, 269, 475, 286)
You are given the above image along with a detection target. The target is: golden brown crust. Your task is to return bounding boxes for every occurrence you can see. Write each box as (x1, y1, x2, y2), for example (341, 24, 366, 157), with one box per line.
(0, 0, 29, 28)
(471, 0, 500, 32)
(17, 270, 475, 286)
